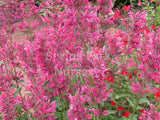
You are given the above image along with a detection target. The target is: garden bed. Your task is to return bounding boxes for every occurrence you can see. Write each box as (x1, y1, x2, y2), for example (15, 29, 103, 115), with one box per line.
(0, 0, 160, 120)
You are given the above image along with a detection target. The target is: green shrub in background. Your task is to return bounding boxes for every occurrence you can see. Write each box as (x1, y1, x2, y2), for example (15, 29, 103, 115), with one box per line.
(142, 0, 160, 29)
(114, 0, 130, 9)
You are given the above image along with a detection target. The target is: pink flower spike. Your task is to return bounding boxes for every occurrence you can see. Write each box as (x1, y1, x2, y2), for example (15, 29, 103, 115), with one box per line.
(85, 114, 92, 119)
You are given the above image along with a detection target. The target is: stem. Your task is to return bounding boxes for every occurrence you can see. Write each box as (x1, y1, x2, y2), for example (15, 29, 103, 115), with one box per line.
(13, 67, 29, 114)
(78, 9, 88, 61)
(130, 96, 139, 120)
(99, 103, 103, 120)
(8, 25, 13, 49)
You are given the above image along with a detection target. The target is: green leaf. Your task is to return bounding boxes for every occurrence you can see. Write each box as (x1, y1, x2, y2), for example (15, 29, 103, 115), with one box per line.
(39, 9, 45, 13)
(43, 81, 50, 89)
(50, 96, 55, 103)
(56, 99, 63, 110)
(14, 87, 22, 97)
(128, 114, 138, 120)
(107, 110, 117, 115)
(53, 112, 61, 118)
(89, 75, 94, 85)
(21, 112, 29, 120)
(31, 118, 37, 120)
(45, 88, 55, 92)
(115, 94, 131, 99)
(138, 97, 150, 105)
(126, 98, 135, 107)
(13, 85, 19, 89)
(136, 105, 144, 110)
(119, 114, 138, 120)
(74, 28, 78, 36)
(26, 93, 32, 96)
(42, 81, 55, 93)
(59, 7, 64, 12)
(106, 115, 117, 120)
(19, 80, 24, 83)
(92, 1, 98, 6)
(41, 113, 52, 119)
(14, 105, 22, 111)
(0, 61, 3, 66)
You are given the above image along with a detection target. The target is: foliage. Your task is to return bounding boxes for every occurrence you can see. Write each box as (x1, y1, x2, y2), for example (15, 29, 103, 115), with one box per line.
(142, 0, 160, 28)
(114, 0, 131, 9)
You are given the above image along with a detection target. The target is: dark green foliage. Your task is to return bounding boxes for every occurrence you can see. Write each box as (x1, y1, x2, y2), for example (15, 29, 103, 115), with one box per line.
(114, 0, 131, 9)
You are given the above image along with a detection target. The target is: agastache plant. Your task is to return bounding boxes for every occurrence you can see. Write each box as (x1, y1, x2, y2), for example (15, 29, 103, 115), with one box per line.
(0, 0, 160, 119)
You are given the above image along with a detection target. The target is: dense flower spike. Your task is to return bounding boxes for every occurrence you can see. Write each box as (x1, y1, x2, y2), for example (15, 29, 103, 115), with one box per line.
(139, 104, 160, 120)
(131, 82, 152, 97)
(0, 89, 19, 120)
(67, 88, 93, 120)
